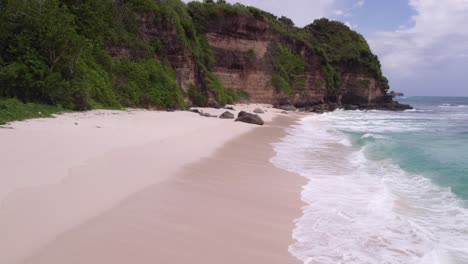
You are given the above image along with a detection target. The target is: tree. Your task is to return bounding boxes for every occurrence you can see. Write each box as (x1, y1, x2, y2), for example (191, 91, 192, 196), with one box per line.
(278, 16, 294, 28)
(0, 0, 85, 104)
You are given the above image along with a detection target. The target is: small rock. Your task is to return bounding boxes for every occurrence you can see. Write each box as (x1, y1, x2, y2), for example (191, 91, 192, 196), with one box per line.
(225, 106, 235, 111)
(253, 108, 264, 114)
(200, 112, 217, 118)
(344, 105, 359, 111)
(235, 111, 264, 126)
(189, 108, 201, 114)
(96, 126, 101, 128)
(74, 122, 78, 125)
(209, 101, 222, 109)
(275, 104, 296, 111)
(281, 111, 288, 114)
(0, 121, 6, 126)
(219, 111, 235, 119)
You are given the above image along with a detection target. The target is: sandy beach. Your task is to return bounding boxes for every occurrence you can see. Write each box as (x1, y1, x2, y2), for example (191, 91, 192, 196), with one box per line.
(0, 105, 305, 264)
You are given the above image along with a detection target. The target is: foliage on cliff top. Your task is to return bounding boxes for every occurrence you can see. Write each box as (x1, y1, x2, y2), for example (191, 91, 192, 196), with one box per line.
(304, 18, 389, 91)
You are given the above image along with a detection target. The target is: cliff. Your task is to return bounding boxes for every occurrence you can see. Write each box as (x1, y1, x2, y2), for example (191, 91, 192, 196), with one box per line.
(0, 0, 411, 111)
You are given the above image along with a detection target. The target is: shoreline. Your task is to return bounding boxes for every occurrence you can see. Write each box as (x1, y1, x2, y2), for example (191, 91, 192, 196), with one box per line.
(0, 106, 307, 264)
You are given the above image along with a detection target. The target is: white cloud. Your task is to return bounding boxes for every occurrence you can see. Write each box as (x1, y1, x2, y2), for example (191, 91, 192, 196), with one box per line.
(369, 0, 468, 79)
(333, 9, 345, 16)
(355, 0, 365, 8)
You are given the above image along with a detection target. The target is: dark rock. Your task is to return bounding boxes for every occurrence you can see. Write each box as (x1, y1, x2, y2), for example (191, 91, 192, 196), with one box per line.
(225, 106, 235, 111)
(200, 112, 218, 118)
(275, 104, 296, 111)
(253, 108, 264, 114)
(219, 111, 235, 119)
(375, 101, 413, 111)
(74, 122, 78, 125)
(209, 101, 222, 109)
(189, 108, 201, 114)
(281, 111, 288, 114)
(235, 111, 264, 126)
(344, 104, 359, 111)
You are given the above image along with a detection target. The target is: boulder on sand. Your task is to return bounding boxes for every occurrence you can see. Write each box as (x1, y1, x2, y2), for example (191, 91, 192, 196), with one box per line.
(200, 112, 217, 118)
(253, 108, 264, 114)
(235, 111, 264, 126)
(344, 104, 359, 111)
(189, 108, 201, 114)
(219, 111, 235, 119)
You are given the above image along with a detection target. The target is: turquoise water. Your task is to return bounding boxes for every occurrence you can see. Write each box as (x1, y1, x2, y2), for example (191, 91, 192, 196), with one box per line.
(272, 97, 468, 263)
(347, 96, 468, 201)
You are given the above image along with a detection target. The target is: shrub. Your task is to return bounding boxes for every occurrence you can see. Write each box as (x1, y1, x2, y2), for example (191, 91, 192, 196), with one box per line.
(269, 44, 305, 96)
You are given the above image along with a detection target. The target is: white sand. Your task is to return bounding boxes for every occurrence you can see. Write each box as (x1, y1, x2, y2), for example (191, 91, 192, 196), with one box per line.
(0, 104, 284, 264)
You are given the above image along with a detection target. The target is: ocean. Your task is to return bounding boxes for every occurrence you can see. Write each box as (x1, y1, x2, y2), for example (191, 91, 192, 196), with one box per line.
(272, 97, 468, 264)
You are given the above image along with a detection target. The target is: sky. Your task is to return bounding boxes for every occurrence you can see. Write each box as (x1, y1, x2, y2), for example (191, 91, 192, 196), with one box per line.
(184, 0, 468, 96)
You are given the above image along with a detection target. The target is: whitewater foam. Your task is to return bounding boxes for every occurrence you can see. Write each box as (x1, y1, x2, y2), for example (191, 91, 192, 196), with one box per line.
(272, 112, 468, 264)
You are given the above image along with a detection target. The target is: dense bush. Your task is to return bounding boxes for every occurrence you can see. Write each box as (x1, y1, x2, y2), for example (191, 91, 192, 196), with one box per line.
(112, 58, 185, 109)
(0, 0, 189, 111)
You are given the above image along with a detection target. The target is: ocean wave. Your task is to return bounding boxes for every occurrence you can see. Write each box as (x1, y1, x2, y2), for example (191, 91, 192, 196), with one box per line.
(404, 108, 425, 112)
(271, 115, 468, 264)
(361, 133, 387, 140)
(439, 103, 467, 108)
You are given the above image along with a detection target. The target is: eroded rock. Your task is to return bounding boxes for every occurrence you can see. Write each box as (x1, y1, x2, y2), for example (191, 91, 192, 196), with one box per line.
(219, 111, 235, 119)
(253, 108, 264, 114)
(235, 111, 264, 126)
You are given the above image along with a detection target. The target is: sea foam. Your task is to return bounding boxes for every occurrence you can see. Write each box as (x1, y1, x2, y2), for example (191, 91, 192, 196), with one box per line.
(272, 112, 468, 264)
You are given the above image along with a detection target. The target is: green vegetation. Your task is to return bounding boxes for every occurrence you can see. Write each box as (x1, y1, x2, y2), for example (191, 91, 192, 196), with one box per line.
(0, 0, 388, 122)
(0, 0, 188, 113)
(314, 79, 323, 90)
(270, 44, 305, 96)
(0, 98, 64, 124)
(112, 58, 185, 109)
(188, 72, 250, 106)
(186, 2, 387, 93)
(305, 19, 389, 91)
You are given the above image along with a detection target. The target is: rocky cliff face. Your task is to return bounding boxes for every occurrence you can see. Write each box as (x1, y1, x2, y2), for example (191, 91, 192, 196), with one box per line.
(139, 12, 196, 93)
(201, 14, 399, 109)
(181, 12, 393, 108)
(199, 15, 322, 106)
(124, 2, 409, 110)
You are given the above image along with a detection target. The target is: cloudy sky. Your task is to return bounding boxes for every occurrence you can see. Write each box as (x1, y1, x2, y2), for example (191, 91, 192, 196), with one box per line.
(185, 0, 468, 96)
